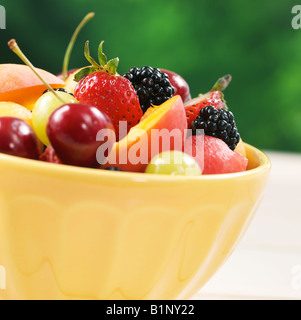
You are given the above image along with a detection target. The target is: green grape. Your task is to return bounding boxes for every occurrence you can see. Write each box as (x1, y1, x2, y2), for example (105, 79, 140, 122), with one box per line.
(32, 91, 78, 146)
(145, 151, 202, 176)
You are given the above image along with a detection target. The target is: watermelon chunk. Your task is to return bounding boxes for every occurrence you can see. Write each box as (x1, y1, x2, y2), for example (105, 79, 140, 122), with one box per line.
(184, 135, 248, 174)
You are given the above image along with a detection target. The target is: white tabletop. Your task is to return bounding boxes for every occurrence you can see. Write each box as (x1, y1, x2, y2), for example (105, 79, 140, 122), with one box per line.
(194, 151, 301, 300)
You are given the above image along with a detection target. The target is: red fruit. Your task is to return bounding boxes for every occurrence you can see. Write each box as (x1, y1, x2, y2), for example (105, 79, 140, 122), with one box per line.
(184, 74, 232, 128)
(160, 69, 191, 103)
(40, 145, 62, 164)
(56, 68, 78, 80)
(47, 103, 115, 168)
(75, 71, 142, 141)
(184, 135, 248, 174)
(0, 117, 41, 160)
(74, 41, 142, 141)
(185, 90, 225, 128)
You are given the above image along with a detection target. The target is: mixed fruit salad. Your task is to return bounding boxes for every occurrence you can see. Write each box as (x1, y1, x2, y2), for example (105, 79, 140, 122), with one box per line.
(0, 13, 248, 176)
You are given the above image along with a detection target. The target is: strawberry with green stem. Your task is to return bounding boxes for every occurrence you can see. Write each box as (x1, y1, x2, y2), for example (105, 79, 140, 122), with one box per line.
(74, 41, 142, 141)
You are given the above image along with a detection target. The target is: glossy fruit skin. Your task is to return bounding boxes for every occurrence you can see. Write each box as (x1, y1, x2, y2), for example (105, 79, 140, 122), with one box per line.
(0, 117, 41, 160)
(160, 69, 191, 103)
(123, 66, 175, 114)
(191, 105, 240, 151)
(32, 91, 78, 146)
(47, 103, 115, 168)
(145, 151, 202, 176)
(74, 71, 142, 141)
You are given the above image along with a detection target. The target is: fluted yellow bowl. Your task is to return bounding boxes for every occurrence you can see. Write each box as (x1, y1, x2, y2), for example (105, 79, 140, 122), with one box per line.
(0, 143, 270, 300)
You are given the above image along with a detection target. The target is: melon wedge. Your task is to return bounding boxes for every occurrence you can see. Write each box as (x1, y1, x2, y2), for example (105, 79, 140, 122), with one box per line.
(185, 135, 248, 174)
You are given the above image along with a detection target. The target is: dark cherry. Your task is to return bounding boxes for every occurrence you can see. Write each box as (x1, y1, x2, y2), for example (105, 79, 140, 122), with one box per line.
(160, 69, 191, 103)
(0, 117, 41, 160)
(46, 104, 115, 167)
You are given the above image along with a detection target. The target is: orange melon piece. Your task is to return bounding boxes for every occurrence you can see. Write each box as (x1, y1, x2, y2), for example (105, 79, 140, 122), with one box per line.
(0, 101, 32, 127)
(105, 95, 187, 172)
(235, 138, 247, 157)
(0, 64, 65, 111)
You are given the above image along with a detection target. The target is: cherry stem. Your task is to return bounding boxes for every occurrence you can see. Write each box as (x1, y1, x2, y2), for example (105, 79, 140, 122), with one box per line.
(211, 74, 232, 91)
(8, 39, 65, 104)
(62, 12, 95, 81)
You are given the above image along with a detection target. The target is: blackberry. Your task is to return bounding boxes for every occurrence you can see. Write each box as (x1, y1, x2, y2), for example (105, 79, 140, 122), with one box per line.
(191, 105, 240, 150)
(104, 167, 123, 172)
(123, 66, 175, 113)
(43, 88, 74, 96)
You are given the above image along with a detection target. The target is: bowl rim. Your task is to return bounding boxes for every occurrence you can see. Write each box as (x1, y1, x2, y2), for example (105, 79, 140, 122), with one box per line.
(0, 143, 271, 183)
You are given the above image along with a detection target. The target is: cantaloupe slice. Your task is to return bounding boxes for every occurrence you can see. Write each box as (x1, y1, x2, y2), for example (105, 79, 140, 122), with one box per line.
(105, 95, 187, 172)
(235, 138, 247, 157)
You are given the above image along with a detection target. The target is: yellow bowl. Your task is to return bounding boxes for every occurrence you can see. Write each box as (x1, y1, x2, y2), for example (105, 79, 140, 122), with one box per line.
(0, 143, 271, 300)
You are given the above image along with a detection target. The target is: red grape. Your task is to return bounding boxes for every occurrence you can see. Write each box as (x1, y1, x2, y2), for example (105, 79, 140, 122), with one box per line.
(161, 69, 191, 103)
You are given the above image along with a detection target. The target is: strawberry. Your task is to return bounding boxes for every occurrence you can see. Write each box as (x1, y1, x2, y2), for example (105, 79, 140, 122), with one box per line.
(184, 75, 232, 129)
(40, 145, 62, 164)
(74, 41, 143, 141)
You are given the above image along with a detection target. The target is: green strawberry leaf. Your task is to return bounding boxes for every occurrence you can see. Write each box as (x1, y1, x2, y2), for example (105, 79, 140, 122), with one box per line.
(84, 41, 100, 69)
(106, 57, 119, 75)
(81, 40, 119, 75)
(98, 41, 108, 67)
(74, 66, 96, 82)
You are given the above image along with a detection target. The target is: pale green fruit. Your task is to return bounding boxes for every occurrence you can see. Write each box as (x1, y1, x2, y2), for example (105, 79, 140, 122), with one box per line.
(145, 150, 202, 176)
(32, 91, 78, 146)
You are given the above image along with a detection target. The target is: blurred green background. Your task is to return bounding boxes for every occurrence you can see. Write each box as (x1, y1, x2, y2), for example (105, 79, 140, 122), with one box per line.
(1, 0, 300, 152)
